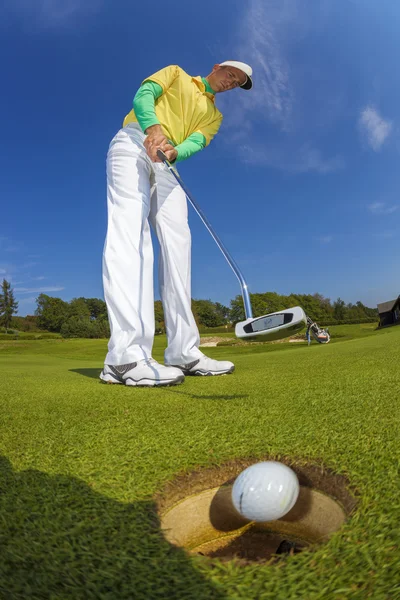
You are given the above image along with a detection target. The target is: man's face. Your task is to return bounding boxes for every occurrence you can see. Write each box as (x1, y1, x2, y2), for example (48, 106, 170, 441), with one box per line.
(207, 65, 247, 93)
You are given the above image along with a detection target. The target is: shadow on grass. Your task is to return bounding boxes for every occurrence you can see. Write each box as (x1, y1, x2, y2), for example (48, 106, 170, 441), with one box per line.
(163, 389, 249, 401)
(70, 368, 102, 380)
(69, 370, 248, 400)
(0, 456, 226, 600)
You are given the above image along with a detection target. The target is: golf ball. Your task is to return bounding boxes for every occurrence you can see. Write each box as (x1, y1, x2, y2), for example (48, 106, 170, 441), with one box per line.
(231, 461, 300, 522)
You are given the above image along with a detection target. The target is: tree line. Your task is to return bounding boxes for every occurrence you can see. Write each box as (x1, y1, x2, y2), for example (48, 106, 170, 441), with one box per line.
(0, 279, 378, 338)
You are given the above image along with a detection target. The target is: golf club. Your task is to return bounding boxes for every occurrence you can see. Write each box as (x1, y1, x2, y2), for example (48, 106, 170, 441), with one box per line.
(157, 149, 329, 343)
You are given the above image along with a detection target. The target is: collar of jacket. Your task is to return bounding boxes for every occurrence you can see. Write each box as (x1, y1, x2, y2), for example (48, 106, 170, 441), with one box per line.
(192, 76, 216, 102)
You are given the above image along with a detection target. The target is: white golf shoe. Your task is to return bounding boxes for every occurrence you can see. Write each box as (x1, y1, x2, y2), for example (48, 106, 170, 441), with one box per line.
(168, 355, 235, 376)
(100, 358, 185, 387)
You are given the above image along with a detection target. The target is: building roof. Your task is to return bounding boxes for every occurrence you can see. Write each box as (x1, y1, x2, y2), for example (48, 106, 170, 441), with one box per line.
(377, 296, 400, 314)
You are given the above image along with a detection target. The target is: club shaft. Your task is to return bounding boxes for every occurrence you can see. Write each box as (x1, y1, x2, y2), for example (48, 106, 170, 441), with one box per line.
(159, 156, 253, 319)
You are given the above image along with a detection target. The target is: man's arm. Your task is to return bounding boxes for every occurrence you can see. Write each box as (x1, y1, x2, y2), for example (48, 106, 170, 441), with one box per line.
(171, 115, 223, 162)
(133, 81, 162, 132)
(132, 65, 181, 162)
(133, 82, 206, 163)
(132, 67, 222, 163)
(174, 133, 206, 162)
(133, 82, 172, 162)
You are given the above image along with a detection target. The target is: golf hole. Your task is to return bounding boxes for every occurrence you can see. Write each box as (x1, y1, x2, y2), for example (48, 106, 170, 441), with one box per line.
(157, 459, 357, 564)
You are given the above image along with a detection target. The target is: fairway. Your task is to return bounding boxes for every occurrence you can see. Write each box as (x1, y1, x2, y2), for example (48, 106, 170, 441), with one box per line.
(1, 326, 399, 599)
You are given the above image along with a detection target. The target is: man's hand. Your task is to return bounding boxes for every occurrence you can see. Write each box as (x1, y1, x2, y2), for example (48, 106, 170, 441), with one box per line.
(144, 124, 176, 162)
(162, 147, 178, 163)
(152, 143, 177, 164)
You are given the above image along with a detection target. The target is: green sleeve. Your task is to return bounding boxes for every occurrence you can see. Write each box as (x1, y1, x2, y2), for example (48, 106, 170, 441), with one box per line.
(175, 132, 206, 162)
(133, 81, 206, 161)
(133, 81, 163, 133)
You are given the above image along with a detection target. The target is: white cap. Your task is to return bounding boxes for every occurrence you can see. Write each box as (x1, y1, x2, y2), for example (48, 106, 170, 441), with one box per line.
(219, 61, 253, 90)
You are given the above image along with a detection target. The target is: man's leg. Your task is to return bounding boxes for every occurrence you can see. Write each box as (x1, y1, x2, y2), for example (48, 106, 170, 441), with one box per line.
(149, 164, 201, 365)
(149, 164, 234, 375)
(103, 127, 155, 365)
(102, 126, 185, 386)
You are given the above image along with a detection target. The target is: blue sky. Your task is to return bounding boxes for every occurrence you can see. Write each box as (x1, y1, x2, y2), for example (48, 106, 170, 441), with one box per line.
(1, 0, 399, 316)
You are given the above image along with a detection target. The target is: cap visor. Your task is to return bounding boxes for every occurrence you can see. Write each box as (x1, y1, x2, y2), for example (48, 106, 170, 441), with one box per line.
(240, 76, 253, 90)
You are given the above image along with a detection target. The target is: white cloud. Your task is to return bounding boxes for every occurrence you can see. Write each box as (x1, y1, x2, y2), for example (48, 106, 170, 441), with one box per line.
(219, 0, 294, 132)
(240, 143, 344, 174)
(31, 276, 46, 281)
(368, 202, 398, 215)
(295, 146, 344, 174)
(18, 296, 38, 304)
(359, 107, 392, 151)
(239, 0, 293, 128)
(217, 0, 344, 173)
(14, 286, 64, 294)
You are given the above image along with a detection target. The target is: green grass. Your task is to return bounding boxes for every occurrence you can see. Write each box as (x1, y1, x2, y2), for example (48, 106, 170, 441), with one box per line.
(0, 331, 61, 340)
(0, 325, 399, 599)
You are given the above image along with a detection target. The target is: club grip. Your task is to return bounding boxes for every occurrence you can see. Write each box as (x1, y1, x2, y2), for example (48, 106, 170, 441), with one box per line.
(157, 149, 168, 162)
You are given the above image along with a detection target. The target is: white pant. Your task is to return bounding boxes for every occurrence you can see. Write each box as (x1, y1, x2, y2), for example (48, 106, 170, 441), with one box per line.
(102, 124, 202, 366)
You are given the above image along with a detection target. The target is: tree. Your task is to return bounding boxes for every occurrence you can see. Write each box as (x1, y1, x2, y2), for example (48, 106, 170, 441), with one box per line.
(192, 299, 226, 327)
(154, 300, 164, 323)
(230, 292, 282, 323)
(251, 294, 272, 316)
(94, 317, 110, 338)
(333, 297, 346, 321)
(61, 317, 93, 339)
(35, 294, 70, 332)
(69, 297, 91, 320)
(0, 279, 19, 332)
(60, 315, 110, 339)
(11, 315, 39, 332)
(230, 295, 245, 323)
(85, 298, 107, 321)
(154, 300, 165, 334)
(214, 302, 230, 324)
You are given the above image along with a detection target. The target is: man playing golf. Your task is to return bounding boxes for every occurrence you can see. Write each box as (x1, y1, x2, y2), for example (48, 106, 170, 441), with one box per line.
(101, 61, 253, 387)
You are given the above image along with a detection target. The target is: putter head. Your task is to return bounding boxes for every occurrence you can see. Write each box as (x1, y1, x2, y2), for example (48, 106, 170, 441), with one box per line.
(235, 306, 307, 342)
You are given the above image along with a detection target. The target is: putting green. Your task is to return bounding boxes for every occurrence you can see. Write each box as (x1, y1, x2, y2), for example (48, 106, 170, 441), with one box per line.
(0, 325, 399, 599)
